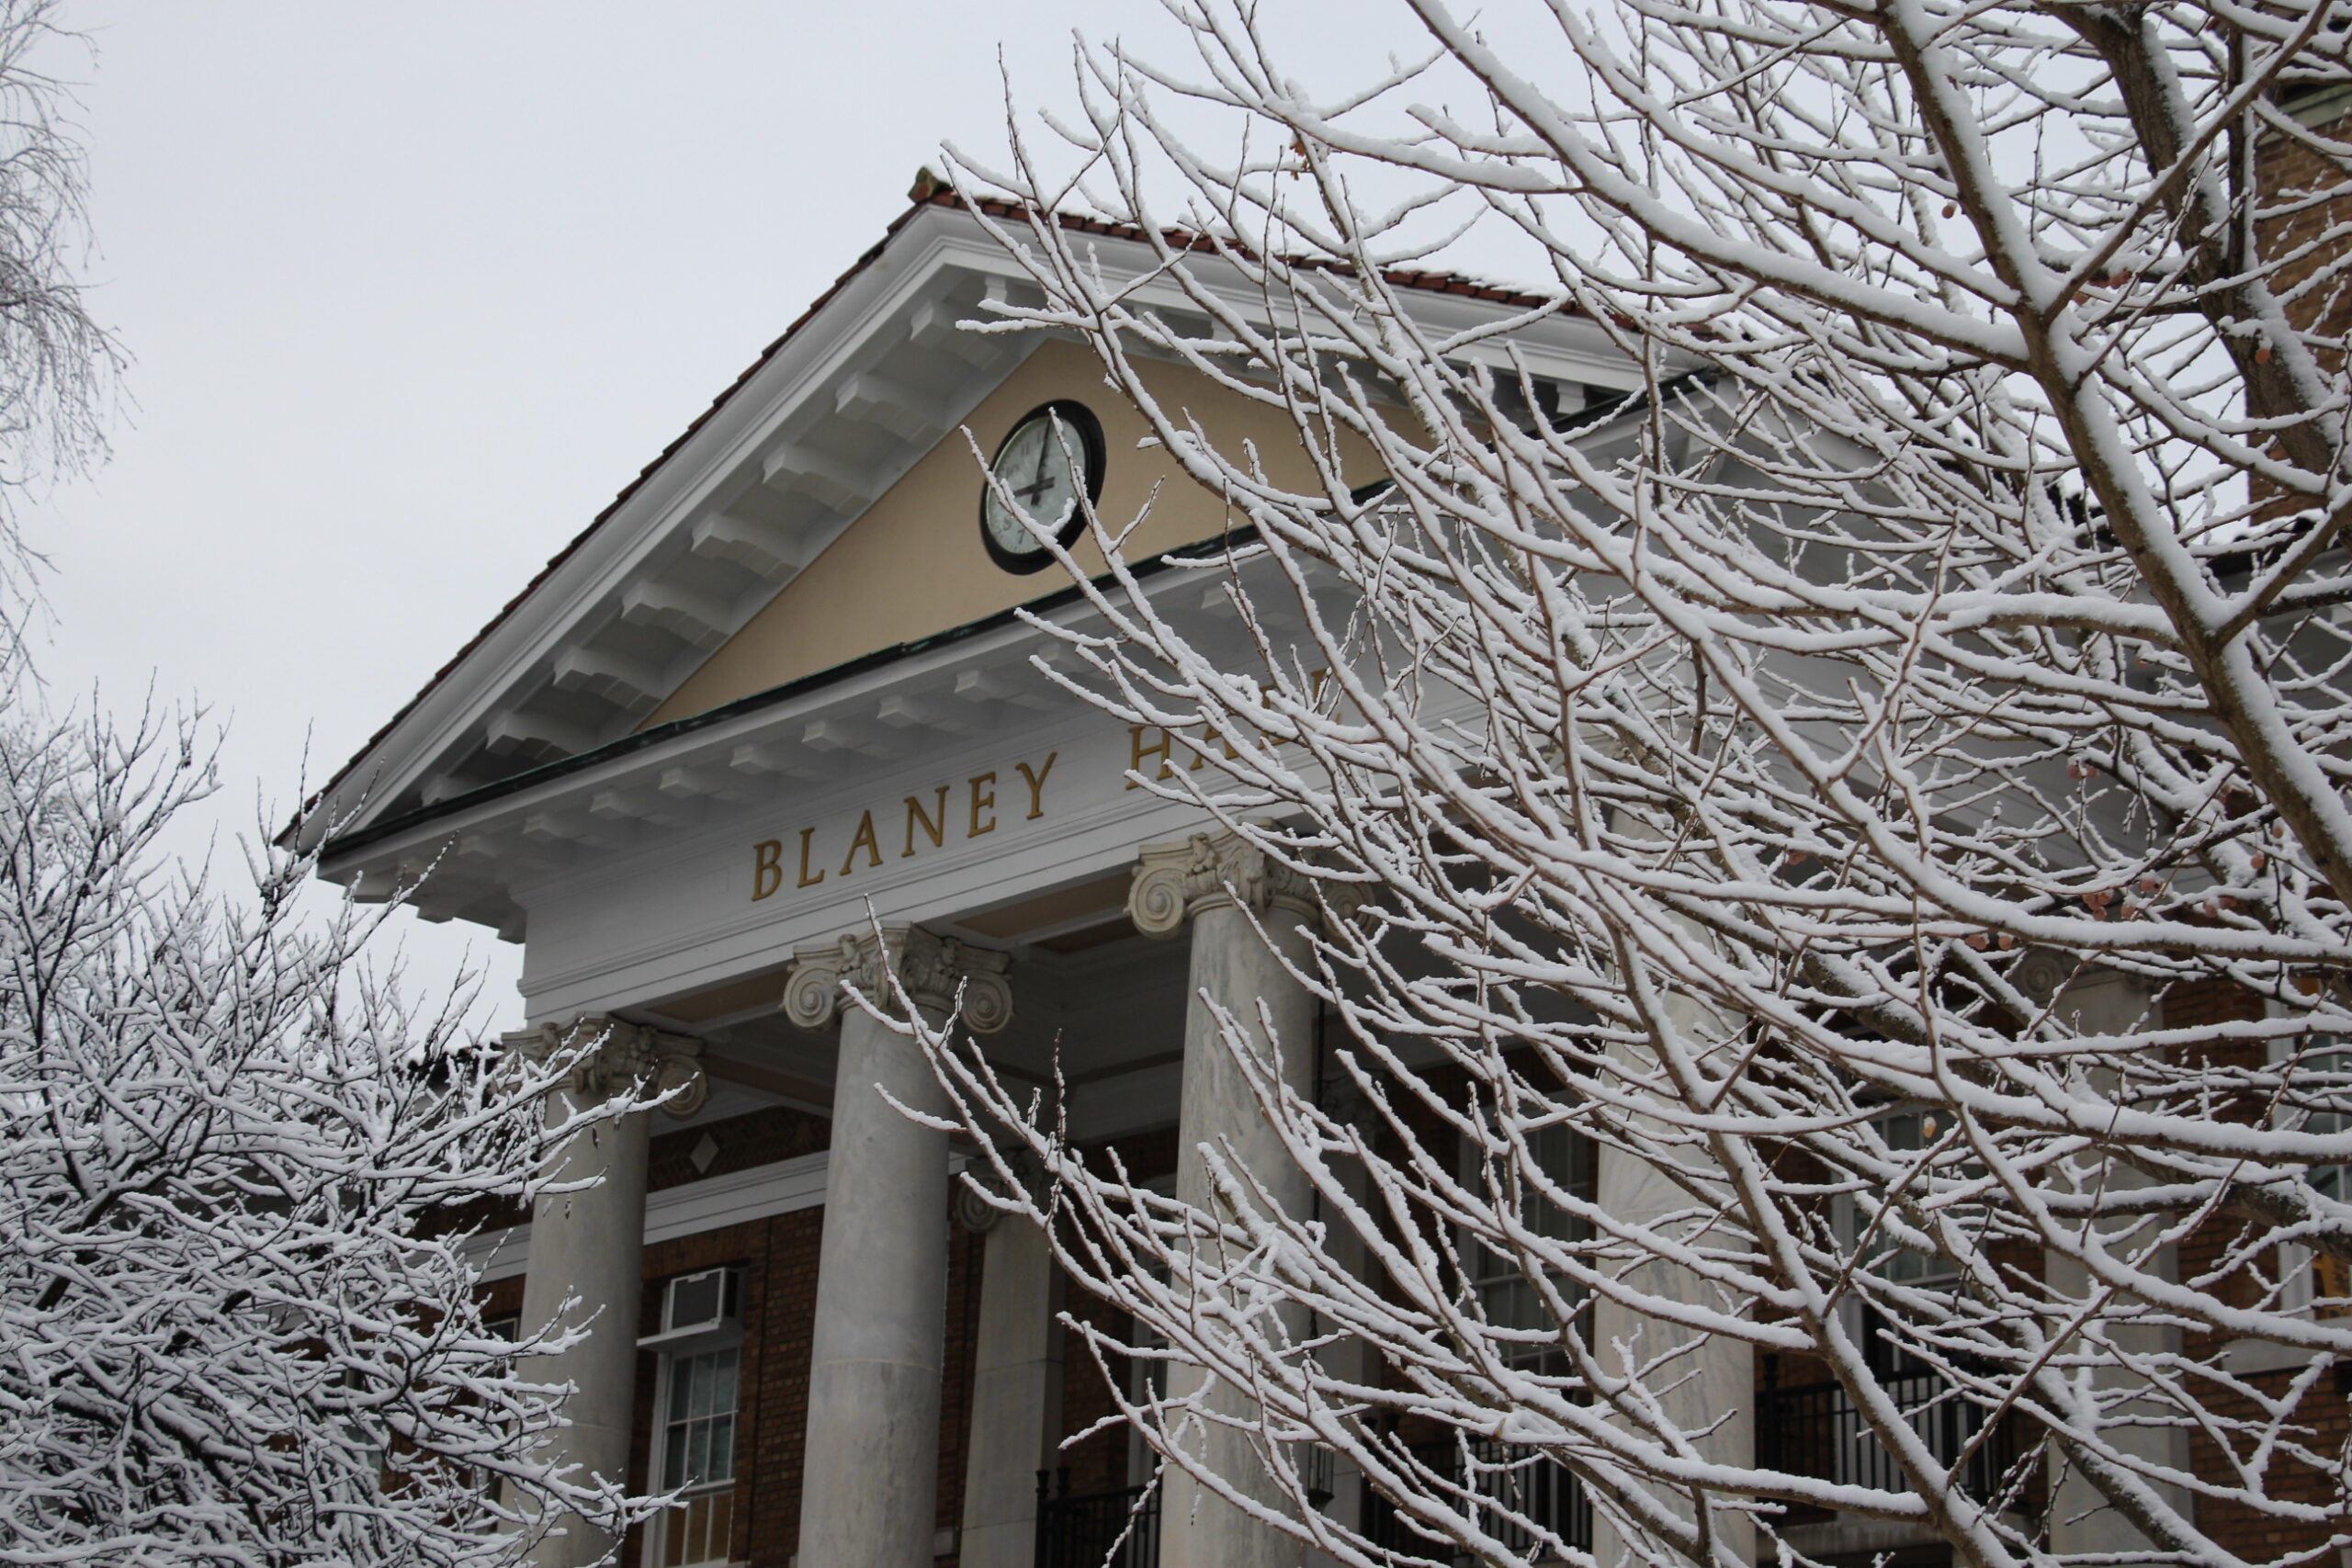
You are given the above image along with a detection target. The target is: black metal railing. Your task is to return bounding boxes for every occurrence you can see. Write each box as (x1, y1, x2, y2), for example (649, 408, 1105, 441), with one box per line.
(1035, 1471, 1159, 1568)
(1759, 1369, 2013, 1503)
(1362, 1437, 1592, 1562)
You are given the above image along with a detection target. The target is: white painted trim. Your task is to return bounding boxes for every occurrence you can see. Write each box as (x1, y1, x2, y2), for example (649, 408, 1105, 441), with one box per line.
(2219, 1335, 2341, 1376)
(469, 1146, 976, 1283)
(469, 1149, 831, 1282)
(514, 709, 1214, 1018)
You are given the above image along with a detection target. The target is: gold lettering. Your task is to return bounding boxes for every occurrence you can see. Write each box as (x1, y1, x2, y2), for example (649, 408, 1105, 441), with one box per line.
(1127, 725, 1173, 788)
(797, 827, 826, 888)
(903, 786, 949, 856)
(1188, 726, 1240, 771)
(841, 810, 882, 874)
(1013, 753, 1057, 820)
(967, 773, 998, 838)
(752, 839, 784, 901)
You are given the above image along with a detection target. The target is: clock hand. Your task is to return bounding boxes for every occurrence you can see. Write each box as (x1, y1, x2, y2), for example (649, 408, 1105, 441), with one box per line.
(1013, 423, 1057, 505)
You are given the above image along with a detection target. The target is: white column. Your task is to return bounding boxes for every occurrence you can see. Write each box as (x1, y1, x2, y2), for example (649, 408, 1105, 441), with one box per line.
(2031, 965, 2191, 1556)
(510, 1017, 707, 1568)
(957, 1179, 1066, 1568)
(1131, 831, 1322, 1568)
(1590, 985, 1755, 1568)
(1591, 1133, 1756, 1566)
(1319, 1097, 1374, 1539)
(786, 925, 1013, 1568)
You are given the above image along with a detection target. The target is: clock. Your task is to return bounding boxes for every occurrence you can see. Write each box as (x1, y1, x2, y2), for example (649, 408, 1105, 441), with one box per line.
(979, 400, 1106, 573)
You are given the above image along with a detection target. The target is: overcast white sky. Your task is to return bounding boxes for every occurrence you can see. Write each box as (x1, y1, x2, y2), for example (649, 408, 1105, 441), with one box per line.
(28, 1, 1481, 1033)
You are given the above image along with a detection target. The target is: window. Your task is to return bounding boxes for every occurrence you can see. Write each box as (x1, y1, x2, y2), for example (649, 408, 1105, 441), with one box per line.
(643, 1268, 744, 1568)
(2301, 1101, 2350, 1317)
(657, 1346, 740, 1566)
(1846, 1110, 1963, 1382)
(479, 1312, 521, 1503)
(2269, 1025, 2352, 1319)
(1467, 1121, 1594, 1371)
(1865, 1111, 1960, 1289)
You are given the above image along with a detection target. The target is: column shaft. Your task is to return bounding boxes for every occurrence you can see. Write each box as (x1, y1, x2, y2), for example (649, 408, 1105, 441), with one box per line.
(1160, 899, 1318, 1568)
(787, 926, 1012, 1568)
(958, 1218, 1066, 1568)
(1590, 966, 1755, 1568)
(800, 1001, 955, 1568)
(2043, 973, 2190, 1556)
(1590, 1136, 1756, 1567)
(509, 1018, 704, 1568)
(520, 1093, 650, 1568)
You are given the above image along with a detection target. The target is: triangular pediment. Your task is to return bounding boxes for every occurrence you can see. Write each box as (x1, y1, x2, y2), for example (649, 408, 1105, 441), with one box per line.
(303, 196, 1643, 939)
(310, 203, 1061, 836)
(650, 337, 1344, 724)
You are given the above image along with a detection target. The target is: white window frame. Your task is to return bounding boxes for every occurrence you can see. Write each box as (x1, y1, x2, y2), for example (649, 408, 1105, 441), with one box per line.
(1125, 1172, 1176, 1492)
(478, 1311, 522, 1506)
(2264, 1012, 2352, 1319)
(1456, 1112, 1593, 1373)
(641, 1269, 745, 1568)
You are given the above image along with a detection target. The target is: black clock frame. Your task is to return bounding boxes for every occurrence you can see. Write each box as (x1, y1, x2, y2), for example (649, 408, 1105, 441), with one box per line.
(978, 400, 1107, 574)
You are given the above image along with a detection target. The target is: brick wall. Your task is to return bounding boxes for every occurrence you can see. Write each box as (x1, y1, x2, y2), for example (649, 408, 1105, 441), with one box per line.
(2259, 102, 2352, 386)
(2161, 976, 2352, 1562)
(2188, 1360, 2352, 1563)
(649, 1104, 829, 1192)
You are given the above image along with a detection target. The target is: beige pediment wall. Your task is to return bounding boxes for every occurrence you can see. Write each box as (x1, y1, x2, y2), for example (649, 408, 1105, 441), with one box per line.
(647, 339, 1375, 727)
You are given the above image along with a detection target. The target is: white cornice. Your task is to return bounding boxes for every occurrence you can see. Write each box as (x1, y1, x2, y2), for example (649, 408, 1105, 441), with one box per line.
(314, 205, 1638, 869)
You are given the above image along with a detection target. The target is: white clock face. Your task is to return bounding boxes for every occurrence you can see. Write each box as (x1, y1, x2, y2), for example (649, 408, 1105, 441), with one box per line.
(982, 406, 1097, 566)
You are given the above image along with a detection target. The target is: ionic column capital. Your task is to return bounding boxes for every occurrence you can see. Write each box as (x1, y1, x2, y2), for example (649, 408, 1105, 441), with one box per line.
(782, 922, 1014, 1034)
(1127, 829, 1326, 938)
(507, 1015, 709, 1119)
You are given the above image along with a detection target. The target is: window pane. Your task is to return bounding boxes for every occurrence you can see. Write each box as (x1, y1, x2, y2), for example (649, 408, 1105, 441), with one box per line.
(659, 1338, 743, 1565)
(709, 1415, 734, 1482)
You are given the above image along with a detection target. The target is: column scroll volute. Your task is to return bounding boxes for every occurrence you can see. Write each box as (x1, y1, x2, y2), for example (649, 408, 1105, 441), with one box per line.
(781, 923, 1014, 1034)
(1126, 829, 1330, 938)
(508, 1014, 708, 1118)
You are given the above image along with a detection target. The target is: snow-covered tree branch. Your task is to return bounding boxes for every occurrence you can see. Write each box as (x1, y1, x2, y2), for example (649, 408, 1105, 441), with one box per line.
(0, 682, 651, 1568)
(0, 0, 116, 617)
(0, 8, 655, 1564)
(918, 2, 2352, 1565)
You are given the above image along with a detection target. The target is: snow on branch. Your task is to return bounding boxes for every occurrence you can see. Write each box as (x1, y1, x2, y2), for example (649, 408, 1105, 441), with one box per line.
(922, 1, 2352, 1564)
(0, 679, 656, 1568)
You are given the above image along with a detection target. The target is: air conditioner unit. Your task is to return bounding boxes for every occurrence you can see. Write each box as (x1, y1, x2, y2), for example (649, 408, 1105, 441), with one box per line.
(639, 1266, 741, 1348)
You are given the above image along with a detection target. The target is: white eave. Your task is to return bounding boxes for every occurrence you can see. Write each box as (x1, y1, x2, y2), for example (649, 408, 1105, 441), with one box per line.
(313, 540, 1329, 940)
(303, 199, 1641, 930)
